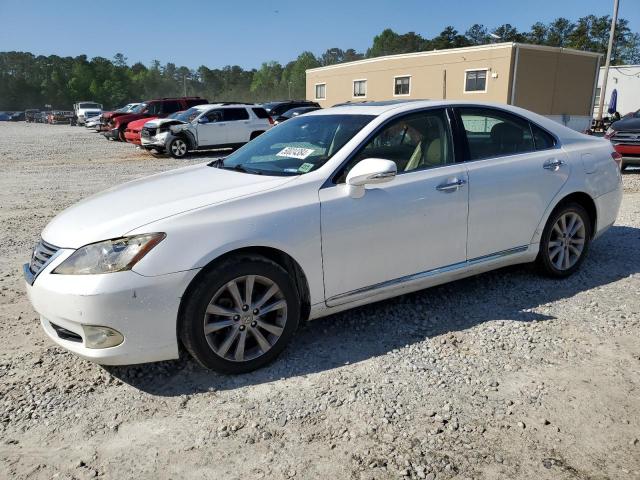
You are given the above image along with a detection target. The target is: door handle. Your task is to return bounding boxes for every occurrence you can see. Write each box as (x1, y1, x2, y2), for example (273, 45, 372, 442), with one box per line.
(436, 178, 467, 191)
(543, 158, 564, 171)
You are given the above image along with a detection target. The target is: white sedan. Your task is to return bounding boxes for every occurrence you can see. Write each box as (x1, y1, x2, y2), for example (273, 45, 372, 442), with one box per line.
(24, 101, 623, 373)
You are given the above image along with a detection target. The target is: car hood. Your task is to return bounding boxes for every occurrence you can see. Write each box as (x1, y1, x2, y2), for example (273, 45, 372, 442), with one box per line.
(612, 115, 640, 132)
(113, 112, 151, 126)
(128, 116, 159, 130)
(42, 164, 295, 249)
(145, 117, 187, 128)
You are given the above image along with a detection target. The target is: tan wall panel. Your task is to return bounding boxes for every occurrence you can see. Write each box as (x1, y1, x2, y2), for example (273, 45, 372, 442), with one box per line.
(514, 48, 599, 116)
(551, 53, 599, 116)
(306, 46, 514, 107)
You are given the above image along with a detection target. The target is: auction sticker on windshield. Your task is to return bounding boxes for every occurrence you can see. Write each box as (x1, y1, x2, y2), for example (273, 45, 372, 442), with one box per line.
(276, 147, 315, 160)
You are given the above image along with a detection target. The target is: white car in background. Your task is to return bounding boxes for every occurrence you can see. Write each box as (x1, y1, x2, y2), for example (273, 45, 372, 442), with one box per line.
(86, 103, 140, 130)
(140, 103, 273, 157)
(24, 100, 622, 373)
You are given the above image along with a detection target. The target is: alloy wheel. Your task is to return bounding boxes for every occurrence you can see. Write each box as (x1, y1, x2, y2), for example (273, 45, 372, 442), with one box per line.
(171, 139, 187, 157)
(547, 212, 586, 271)
(203, 275, 287, 362)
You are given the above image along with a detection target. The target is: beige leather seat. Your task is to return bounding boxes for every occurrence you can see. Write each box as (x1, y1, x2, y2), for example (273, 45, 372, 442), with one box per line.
(404, 137, 443, 172)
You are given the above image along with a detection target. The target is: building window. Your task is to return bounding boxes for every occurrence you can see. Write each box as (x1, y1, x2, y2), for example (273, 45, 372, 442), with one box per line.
(353, 80, 367, 97)
(464, 69, 487, 93)
(315, 83, 326, 100)
(594, 87, 601, 106)
(394, 76, 410, 95)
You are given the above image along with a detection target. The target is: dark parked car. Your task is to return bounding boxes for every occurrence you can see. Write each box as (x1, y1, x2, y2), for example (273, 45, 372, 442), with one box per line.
(25, 109, 40, 122)
(605, 109, 640, 170)
(274, 106, 321, 124)
(104, 97, 208, 141)
(10, 111, 25, 121)
(0, 112, 11, 121)
(261, 100, 320, 118)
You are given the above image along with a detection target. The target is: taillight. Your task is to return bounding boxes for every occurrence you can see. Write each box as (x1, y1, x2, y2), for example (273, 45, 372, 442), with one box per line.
(611, 151, 622, 169)
(604, 127, 615, 139)
(268, 116, 274, 125)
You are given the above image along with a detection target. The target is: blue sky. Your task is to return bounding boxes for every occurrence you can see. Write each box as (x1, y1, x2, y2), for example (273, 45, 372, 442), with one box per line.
(0, 0, 637, 69)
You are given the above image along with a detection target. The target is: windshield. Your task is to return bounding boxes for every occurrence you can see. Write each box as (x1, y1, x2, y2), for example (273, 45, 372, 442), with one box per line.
(173, 107, 201, 122)
(131, 103, 147, 113)
(79, 103, 101, 109)
(219, 114, 374, 176)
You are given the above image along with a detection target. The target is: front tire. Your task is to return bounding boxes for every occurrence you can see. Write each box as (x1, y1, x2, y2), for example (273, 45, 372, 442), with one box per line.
(169, 137, 189, 158)
(536, 202, 591, 278)
(179, 255, 300, 373)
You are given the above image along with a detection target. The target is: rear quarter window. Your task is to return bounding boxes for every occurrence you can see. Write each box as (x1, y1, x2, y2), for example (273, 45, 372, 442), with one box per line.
(252, 108, 270, 119)
(531, 124, 557, 150)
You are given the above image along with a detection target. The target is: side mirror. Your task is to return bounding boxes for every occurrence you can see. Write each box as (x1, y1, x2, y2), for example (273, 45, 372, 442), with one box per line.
(346, 158, 397, 198)
(198, 117, 210, 124)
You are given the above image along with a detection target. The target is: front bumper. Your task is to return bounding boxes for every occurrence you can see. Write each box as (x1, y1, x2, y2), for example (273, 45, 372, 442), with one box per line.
(140, 131, 172, 149)
(24, 251, 199, 365)
(124, 129, 142, 145)
(104, 128, 120, 141)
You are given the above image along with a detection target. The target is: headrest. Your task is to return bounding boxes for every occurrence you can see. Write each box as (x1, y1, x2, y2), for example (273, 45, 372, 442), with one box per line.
(490, 122, 523, 146)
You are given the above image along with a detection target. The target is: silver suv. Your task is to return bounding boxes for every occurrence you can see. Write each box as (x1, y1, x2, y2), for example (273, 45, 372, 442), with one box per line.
(140, 104, 273, 158)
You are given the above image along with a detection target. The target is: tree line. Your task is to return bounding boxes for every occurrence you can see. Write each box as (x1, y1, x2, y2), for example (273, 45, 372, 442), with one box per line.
(1, 15, 638, 111)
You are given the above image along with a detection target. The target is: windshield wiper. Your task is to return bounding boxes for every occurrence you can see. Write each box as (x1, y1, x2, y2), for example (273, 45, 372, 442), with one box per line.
(208, 158, 263, 175)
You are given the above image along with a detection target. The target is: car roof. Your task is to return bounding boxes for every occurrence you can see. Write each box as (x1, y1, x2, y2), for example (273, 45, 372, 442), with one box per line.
(193, 103, 260, 110)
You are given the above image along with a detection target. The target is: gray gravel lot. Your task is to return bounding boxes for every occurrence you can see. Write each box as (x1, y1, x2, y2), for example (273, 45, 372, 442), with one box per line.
(0, 122, 639, 480)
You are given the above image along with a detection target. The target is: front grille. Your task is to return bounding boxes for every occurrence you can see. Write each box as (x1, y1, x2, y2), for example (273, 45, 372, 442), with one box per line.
(29, 240, 60, 276)
(612, 131, 640, 145)
(50, 322, 82, 343)
(85, 112, 99, 118)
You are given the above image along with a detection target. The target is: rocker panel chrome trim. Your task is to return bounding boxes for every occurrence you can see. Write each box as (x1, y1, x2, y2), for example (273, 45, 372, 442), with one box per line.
(326, 245, 528, 307)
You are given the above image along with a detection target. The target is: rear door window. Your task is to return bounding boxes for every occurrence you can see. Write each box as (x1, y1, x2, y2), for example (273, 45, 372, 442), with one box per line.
(458, 107, 534, 160)
(223, 108, 250, 121)
(161, 101, 182, 114)
(186, 98, 207, 107)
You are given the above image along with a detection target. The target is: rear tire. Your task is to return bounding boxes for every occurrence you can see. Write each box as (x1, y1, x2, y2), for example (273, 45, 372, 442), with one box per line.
(250, 131, 265, 140)
(179, 255, 300, 373)
(536, 202, 592, 278)
(169, 137, 189, 158)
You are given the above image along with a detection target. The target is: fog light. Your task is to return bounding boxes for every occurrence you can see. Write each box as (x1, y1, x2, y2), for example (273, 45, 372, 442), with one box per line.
(82, 325, 124, 349)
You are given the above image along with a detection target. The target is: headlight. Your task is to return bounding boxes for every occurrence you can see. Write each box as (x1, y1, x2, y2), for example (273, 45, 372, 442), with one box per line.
(53, 233, 165, 275)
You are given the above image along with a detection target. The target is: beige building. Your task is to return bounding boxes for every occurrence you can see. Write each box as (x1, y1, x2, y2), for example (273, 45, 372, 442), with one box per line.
(306, 43, 601, 131)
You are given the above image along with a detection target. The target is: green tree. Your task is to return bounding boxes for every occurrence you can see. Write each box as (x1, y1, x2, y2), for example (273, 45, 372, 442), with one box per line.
(465, 24, 490, 45)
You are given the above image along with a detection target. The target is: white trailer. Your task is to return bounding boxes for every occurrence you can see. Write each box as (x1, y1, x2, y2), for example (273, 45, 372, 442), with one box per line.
(593, 65, 640, 118)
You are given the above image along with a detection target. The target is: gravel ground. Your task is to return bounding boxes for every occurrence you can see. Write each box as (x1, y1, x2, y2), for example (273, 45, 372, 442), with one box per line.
(0, 122, 639, 480)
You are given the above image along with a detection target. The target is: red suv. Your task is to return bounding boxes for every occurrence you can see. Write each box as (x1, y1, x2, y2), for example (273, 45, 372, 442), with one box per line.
(104, 97, 208, 141)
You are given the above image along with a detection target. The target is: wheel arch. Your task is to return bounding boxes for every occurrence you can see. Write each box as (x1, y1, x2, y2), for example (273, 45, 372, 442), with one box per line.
(534, 191, 597, 245)
(177, 245, 312, 342)
(551, 191, 597, 237)
(173, 130, 196, 150)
